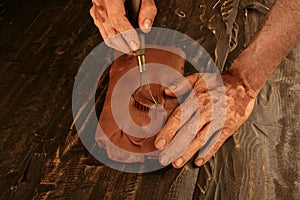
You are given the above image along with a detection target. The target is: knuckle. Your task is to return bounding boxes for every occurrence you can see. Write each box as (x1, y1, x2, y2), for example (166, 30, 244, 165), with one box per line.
(110, 17, 120, 27)
(182, 151, 193, 160)
(196, 134, 207, 145)
(180, 107, 190, 120)
(184, 123, 198, 136)
(143, 0, 157, 15)
(92, 0, 98, 6)
(121, 30, 136, 40)
(92, 0, 102, 6)
(151, 6, 158, 15)
(195, 73, 202, 79)
(111, 17, 128, 28)
(90, 7, 94, 16)
(106, 28, 117, 37)
(186, 92, 199, 107)
(91, 8, 107, 24)
(172, 110, 182, 123)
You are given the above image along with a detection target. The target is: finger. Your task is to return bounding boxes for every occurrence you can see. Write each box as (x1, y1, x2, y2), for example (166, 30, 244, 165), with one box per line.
(106, 4, 140, 51)
(91, 6, 133, 53)
(105, 33, 133, 54)
(172, 105, 225, 168)
(172, 123, 210, 168)
(90, 6, 108, 39)
(91, 1, 110, 39)
(158, 112, 201, 166)
(173, 126, 225, 168)
(155, 90, 200, 150)
(165, 73, 202, 97)
(104, 0, 140, 52)
(139, 0, 157, 33)
(110, 16, 140, 51)
(194, 128, 229, 167)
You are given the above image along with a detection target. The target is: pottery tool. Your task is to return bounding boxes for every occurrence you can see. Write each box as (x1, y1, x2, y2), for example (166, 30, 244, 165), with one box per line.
(126, 0, 158, 110)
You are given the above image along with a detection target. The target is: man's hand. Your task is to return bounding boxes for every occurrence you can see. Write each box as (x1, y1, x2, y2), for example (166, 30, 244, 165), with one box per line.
(155, 73, 256, 168)
(154, 0, 300, 168)
(90, 0, 157, 53)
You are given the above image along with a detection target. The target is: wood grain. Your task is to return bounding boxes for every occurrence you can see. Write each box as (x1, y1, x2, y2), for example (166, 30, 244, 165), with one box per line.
(0, 0, 298, 199)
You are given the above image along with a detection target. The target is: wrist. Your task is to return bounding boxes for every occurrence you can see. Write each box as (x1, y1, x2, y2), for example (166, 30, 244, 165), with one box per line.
(226, 48, 265, 98)
(225, 0, 300, 98)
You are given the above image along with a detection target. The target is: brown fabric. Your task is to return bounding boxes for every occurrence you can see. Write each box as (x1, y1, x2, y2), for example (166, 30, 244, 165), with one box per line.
(96, 46, 185, 162)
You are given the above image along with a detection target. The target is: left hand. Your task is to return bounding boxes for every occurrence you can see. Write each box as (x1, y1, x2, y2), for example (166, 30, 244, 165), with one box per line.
(90, 0, 157, 53)
(154, 72, 256, 168)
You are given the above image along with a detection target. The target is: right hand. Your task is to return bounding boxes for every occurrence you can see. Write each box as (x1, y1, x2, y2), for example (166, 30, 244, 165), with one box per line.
(155, 72, 256, 168)
(90, 0, 157, 53)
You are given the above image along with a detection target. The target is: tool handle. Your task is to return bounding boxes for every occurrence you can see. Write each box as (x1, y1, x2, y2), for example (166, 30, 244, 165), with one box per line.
(125, 0, 141, 28)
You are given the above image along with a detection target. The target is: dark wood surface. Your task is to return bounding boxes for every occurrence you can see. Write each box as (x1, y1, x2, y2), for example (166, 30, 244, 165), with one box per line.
(0, 0, 299, 199)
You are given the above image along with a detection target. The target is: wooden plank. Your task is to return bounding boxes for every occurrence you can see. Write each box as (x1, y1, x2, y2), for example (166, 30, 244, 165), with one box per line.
(0, 0, 298, 199)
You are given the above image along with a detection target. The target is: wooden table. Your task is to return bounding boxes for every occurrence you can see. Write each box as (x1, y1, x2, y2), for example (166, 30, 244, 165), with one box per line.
(0, 0, 299, 199)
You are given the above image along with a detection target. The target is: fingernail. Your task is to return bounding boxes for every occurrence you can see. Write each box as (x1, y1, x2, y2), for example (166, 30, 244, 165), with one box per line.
(174, 157, 184, 167)
(159, 153, 171, 166)
(142, 18, 152, 28)
(129, 41, 139, 51)
(195, 158, 204, 166)
(156, 138, 166, 149)
(168, 84, 177, 90)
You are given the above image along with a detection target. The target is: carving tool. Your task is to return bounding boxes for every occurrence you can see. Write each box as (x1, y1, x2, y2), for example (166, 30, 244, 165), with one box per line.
(126, 0, 158, 109)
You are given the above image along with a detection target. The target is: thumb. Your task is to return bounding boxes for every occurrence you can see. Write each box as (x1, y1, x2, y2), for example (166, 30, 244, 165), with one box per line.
(138, 0, 157, 33)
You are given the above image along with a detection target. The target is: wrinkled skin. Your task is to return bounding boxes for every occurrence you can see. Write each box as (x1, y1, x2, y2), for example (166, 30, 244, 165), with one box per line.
(155, 72, 256, 168)
(90, 0, 300, 168)
(90, 0, 157, 53)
